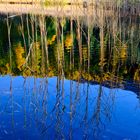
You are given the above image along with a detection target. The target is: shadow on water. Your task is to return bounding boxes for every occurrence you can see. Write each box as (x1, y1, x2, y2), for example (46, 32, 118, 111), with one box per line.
(0, 2, 140, 139)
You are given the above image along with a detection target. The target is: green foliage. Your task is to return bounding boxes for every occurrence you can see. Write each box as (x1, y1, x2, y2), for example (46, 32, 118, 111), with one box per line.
(0, 14, 139, 84)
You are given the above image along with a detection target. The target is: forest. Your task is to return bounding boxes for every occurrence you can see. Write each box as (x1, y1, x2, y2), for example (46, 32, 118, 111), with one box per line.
(0, 13, 140, 84)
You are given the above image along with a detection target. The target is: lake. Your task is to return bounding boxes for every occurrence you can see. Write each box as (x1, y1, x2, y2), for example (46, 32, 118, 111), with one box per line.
(0, 2, 140, 139)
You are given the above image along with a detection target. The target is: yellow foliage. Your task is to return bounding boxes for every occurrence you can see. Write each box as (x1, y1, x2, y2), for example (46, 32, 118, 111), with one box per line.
(45, 0, 68, 6)
(15, 43, 25, 70)
(48, 70, 54, 77)
(73, 71, 80, 80)
(120, 46, 127, 59)
(113, 44, 127, 66)
(52, 35, 56, 42)
(60, 19, 66, 27)
(134, 68, 140, 81)
(124, 68, 128, 74)
(34, 42, 40, 49)
(103, 73, 110, 81)
(82, 46, 88, 61)
(47, 35, 56, 46)
(31, 42, 41, 73)
(0, 66, 7, 74)
(5, 63, 11, 74)
(82, 72, 93, 81)
(94, 75, 101, 82)
(23, 69, 31, 77)
(99, 58, 106, 67)
(65, 34, 73, 50)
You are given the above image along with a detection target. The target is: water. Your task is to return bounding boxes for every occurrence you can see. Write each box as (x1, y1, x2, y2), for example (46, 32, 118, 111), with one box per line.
(0, 76, 140, 140)
(0, 2, 140, 139)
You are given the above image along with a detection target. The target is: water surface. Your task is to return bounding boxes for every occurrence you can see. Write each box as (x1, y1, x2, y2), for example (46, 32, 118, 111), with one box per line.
(0, 75, 140, 140)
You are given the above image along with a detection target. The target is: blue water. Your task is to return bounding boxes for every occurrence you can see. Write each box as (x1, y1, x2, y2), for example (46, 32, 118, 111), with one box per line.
(0, 75, 140, 140)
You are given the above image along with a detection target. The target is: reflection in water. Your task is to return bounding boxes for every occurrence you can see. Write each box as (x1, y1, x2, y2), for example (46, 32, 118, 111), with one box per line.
(0, 3, 140, 139)
(0, 13, 140, 84)
(0, 76, 140, 139)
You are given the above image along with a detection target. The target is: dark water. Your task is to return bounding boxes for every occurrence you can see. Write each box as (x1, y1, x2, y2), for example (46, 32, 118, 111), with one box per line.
(0, 11, 140, 139)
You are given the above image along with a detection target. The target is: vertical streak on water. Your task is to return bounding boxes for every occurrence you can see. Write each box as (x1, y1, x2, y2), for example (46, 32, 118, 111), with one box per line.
(6, 14, 12, 73)
(61, 66, 65, 139)
(39, 16, 45, 74)
(70, 14, 74, 70)
(26, 14, 31, 55)
(43, 16, 49, 72)
(10, 77, 14, 128)
(117, 0, 122, 76)
(87, 1, 90, 72)
(20, 15, 27, 55)
(30, 15, 35, 70)
(99, 4, 104, 73)
(56, 17, 60, 72)
(77, 18, 82, 66)
(94, 84, 102, 138)
(61, 16, 65, 72)
(23, 78, 27, 128)
(83, 82, 89, 139)
(70, 11, 74, 71)
(69, 78, 73, 140)
(55, 74, 60, 139)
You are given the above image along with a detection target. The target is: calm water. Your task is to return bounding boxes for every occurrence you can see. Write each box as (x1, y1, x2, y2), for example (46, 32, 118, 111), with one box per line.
(0, 5, 140, 139)
(0, 75, 140, 140)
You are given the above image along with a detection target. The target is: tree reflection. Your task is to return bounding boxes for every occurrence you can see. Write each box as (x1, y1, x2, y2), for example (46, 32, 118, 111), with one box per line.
(0, 5, 140, 138)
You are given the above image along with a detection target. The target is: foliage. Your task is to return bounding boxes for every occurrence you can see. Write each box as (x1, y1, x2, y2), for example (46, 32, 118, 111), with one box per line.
(64, 33, 73, 50)
(134, 67, 140, 81)
(0, 15, 139, 86)
(30, 42, 41, 73)
(47, 35, 56, 46)
(15, 43, 25, 70)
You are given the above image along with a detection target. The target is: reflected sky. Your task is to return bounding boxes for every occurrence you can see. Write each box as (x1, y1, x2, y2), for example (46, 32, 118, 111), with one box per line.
(0, 75, 140, 140)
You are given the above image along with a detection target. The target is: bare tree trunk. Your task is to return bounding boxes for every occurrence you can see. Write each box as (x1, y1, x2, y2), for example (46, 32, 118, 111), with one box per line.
(7, 14, 12, 73)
